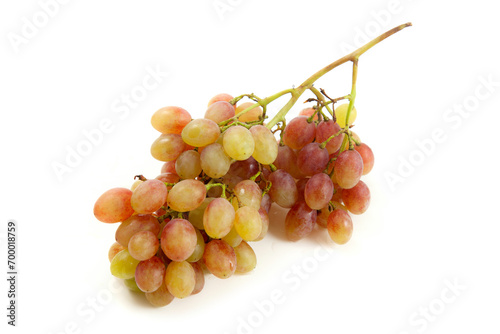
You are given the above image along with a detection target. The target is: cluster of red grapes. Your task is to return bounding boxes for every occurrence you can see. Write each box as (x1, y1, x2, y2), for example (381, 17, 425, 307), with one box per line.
(94, 91, 374, 307)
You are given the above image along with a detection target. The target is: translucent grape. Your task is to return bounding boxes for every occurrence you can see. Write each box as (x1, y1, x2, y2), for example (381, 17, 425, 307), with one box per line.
(268, 169, 298, 208)
(254, 208, 269, 241)
(282, 116, 316, 150)
(128, 230, 159, 261)
(234, 206, 262, 241)
(115, 214, 160, 247)
(334, 150, 363, 189)
(160, 218, 197, 262)
(175, 150, 202, 179)
(208, 93, 235, 109)
(145, 281, 175, 307)
(123, 278, 141, 292)
(335, 103, 357, 128)
(316, 120, 344, 154)
(331, 183, 343, 202)
(135, 256, 166, 292)
(181, 119, 220, 147)
(304, 173, 334, 210)
(354, 143, 374, 175)
(297, 143, 329, 176)
(151, 133, 185, 162)
(186, 228, 205, 263)
(108, 242, 125, 262)
(298, 107, 319, 121)
(94, 188, 134, 224)
(156, 246, 172, 267)
(221, 226, 243, 247)
(161, 161, 178, 175)
(110, 249, 140, 279)
(285, 201, 317, 241)
(205, 101, 235, 124)
(130, 180, 143, 192)
(249, 125, 278, 165)
(191, 262, 205, 295)
(203, 198, 235, 238)
(131, 179, 168, 214)
(151, 106, 191, 134)
(316, 206, 331, 228)
(200, 143, 231, 178)
(295, 178, 309, 202)
(165, 261, 195, 298)
(167, 179, 207, 212)
(341, 180, 370, 214)
(236, 102, 262, 122)
(188, 197, 214, 230)
(234, 180, 262, 210)
(203, 240, 236, 279)
(234, 241, 257, 274)
(228, 156, 259, 179)
(327, 209, 353, 244)
(260, 193, 272, 213)
(273, 145, 306, 179)
(223, 125, 255, 160)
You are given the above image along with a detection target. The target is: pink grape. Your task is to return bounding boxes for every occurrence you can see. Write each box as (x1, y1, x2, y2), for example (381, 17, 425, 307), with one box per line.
(327, 209, 353, 244)
(108, 242, 125, 262)
(135, 256, 166, 292)
(131, 179, 168, 214)
(151, 134, 185, 162)
(334, 150, 363, 189)
(260, 193, 272, 213)
(151, 106, 191, 134)
(145, 281, 174, 307)
(285, 201, 317, 241)
(296, 178, 309, 202)
(205, 101, 235, 123)
(94, 188, 134, 224)
(208, 93, 235, 110)
(273, 145, 306, 179)
(268, 169, 298, 208)
(161, 161, 177, 175)
(115, 214, 160, 247)
(203, 198, 235, 239)
(282, 116, 316, 150)
(304, 173, 334, 210)
(160, 219, 197, 262)
(203, 240, 237, 279)
(354, 143, 374, 175)
(234, 180, 262, 210)
(228, 157, 259, 179)
(128, 230, 159, 261)
(341, 180, 371, 214)
(297, 143, 329, 176)
(316, 120, 344, 154)
(191, 262, 205, 295)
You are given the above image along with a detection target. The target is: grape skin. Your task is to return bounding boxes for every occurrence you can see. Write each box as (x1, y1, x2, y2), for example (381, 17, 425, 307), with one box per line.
(181, 118, 221, 147)
(316, 120, 344, 154)
(165, 261, 196, 298)
(296, 143, 329, 176)
(151, 106, 191, 134)
(236, 102, 263, 122)
(160, 219, 197, 262)
(341, 180, 370, 215)
(205, 101, 235, 123)
(203, 198, 235, 239)
(354, 143, 374, 175)
(200, 143, 231, 178)
(203, 240, 237, 279)
(186, 228, 206, 263)
(285, 201, 317, 241)
(249, 125, 279, 165)
(135, 256, 166, 293)
(334, 150, 363, 189)
(273, 145, 306, 179)
(115, 214, 160, 248)
(335, 103, 357, 128)
(108, 242, 125, 262)
(175, 150, 202, 179)
(94, 188, 135, 224)
(208, 93, 235, 110)
(234, 206, 262, 241)
(234, 241, 257, 274)
(191, 262, 205, 295)
(327, 209, 353, 244)
(151, 134, 185, 162)
(131, 179, 168, 214)
(110, 249, 140, 279)
(145, 281, 175, 307)
(304, 173, 334, 210)
(128, 230, 159, 261)
(223, 125, 255, 161)
(234, 180, 262, 210)
(167, 179, 207, 212)
(268, 169, 298, 208)
(283, 116, 316, 150)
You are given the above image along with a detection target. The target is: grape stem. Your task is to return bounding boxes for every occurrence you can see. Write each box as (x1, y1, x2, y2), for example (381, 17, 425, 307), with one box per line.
(263, 22, 412, 130)
(205, 183, 227, 198)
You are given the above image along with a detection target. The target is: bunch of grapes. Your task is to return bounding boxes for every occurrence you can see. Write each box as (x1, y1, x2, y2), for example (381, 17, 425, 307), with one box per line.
(93, 23, 410, 308)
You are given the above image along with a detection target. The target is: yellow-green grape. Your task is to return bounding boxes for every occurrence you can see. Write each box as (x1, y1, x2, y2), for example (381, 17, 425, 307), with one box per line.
(110, 249, 140, 279)
(130, 180, 143, 191)
(203, 198, 235, 239)
(234, 241, 257, 274)
(249, 125, 278, 165)
(186, 228, 205, 263)
(181, 118, 221, 147)
(191, 262, 205, 295)
(335, 103, 357, 128)
(165, 261, 195, 298)
(151, 134, 185, 162)
(145, 281, 175, 307)
(254, 208, 269, 241)
(188, 197, 214, 230)
(200, 143, 231, 178)
(222, 226, 243, 247)
(175, 150, 202, 179)
(123, 278, 142, 292)
(167, 179, 207, 212)
(234, 206, 262, 241)
(223, 125, 255, 160)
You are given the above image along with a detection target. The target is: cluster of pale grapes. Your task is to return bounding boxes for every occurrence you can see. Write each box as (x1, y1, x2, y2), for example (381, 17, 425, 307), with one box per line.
(94, 92, 374, 307)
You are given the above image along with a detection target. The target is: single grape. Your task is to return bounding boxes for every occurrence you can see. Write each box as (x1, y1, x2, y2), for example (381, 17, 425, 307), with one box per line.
(254, 208, 270, 241)
(316, 120, 344, 154)
(145, 281, 175, 307)
(354, 143, 374, 175)
(115, 214, 160, 247)
(110, 249, 140, 279)
(160, 218, 197, 262)
(282, 116, 316, 150)
(135, 256, 166, 293)
(191, 262, 205, 295)
(123, 278, 141, 292)
(327, 209, 353, 244)
(175, 150, 202, 179)
(208, 93, 235, 110)
(228, 156, 259, 179)
(249, 125, 278, 165)
(200, 143, 231, 178)
(298, 107, 319, 121)
(304, 173, 334, 210)
(236, 102, 263, 122)
(203, 240, 237, 279)
(130, 180, 143, 192)
(234, 180, 262, 210)
(285, 201, 317, 241)
(221, 226, 243, 247)
(335, 103, 357, 128)
(165, 261, 196, 298)
(186, 228, 205, 263)
(234, 206, 262, 241)
(131, 179, 168, 214)
(334, 150, 363, 189)
(161, 161, 177, 176)
(203, 198, 235, 238)
(108, 242, 125, 262)
(223, 125, 255, 160)
(151, 133, 185, 162)
(167, 179, 207, 212)
(181, 119, 221, 147)
(260, 193, 272, 213)
(295, 178, 309, 202)
(151, 106, 191, 134)
(205, 101, 235, 124)
(268, 169, 298, 208)
(316, 206, 331, 228)
(341, 180, 370, 214)
(94, 188, 134, 224)
(297, 143, 329, 176)
(331, 183, 343, 202)
(273, 145, 306, 179)
(128, 230, 159, 261)
(234, 241, 257, 274)
(188, 197, 215, 230)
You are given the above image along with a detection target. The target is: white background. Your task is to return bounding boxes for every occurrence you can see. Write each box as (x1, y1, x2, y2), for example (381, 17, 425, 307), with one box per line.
(1, 1, 499, 333)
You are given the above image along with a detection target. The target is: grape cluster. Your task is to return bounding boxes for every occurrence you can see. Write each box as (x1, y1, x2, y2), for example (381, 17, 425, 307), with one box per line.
(94, 91, 374, 307)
